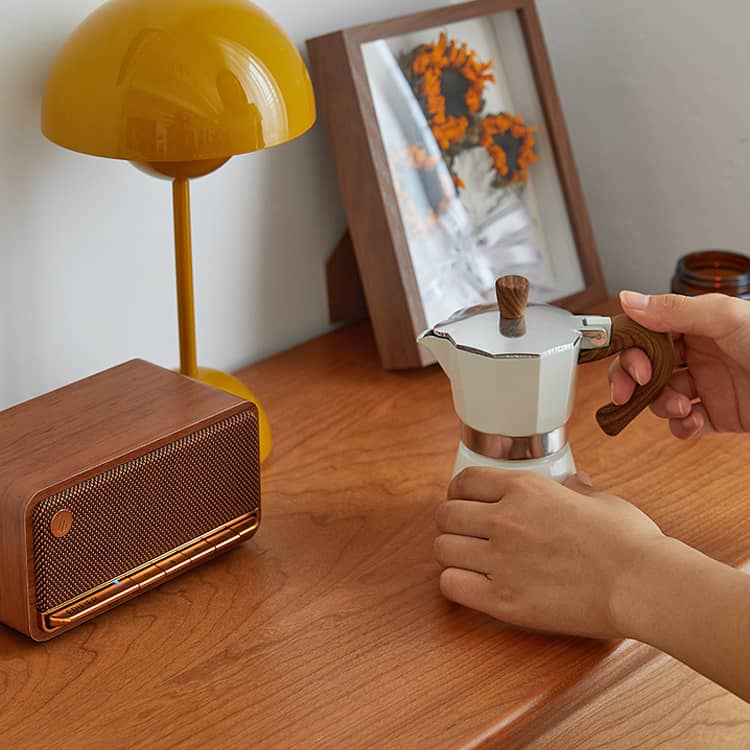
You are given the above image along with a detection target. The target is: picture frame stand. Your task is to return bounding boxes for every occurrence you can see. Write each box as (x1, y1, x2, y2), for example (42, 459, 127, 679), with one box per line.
(326, 228, 369, 324)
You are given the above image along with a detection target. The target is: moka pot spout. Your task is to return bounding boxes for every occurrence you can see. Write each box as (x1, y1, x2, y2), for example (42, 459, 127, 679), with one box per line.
(416, 329, 456, 380)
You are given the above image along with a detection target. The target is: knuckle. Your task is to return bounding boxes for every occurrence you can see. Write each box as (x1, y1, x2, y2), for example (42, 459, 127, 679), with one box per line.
(487, 512, 506, 536)
(681, 292, 748, 339)
(650, 401, 667, 418)
(504, 473, 527, 492)
(712, 293, 745, 324)
(512, 471, 542, 491)
(659, 293, 688, 313)
(701, 293, 731, 318)
(705, 292, 732, 307)
(731, 294, 750, 320)
(493, 583, 516, 607)
(450, 467, 477, 497)
(562, 474, 582, 491)
(621, 347, 645, 367)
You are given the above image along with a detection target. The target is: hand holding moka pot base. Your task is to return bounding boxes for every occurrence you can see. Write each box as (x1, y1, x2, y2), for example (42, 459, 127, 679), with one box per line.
(418, 275, 675, 480)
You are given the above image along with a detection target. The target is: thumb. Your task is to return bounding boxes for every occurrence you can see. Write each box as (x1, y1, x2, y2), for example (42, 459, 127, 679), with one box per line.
(619, 290, 745, 339)
(563, 472, 598, 496)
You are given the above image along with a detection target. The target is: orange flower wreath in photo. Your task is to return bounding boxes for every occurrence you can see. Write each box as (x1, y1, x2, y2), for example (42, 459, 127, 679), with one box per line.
(400, 34, 540, 194)
(390, 145, 453, 236)
(410, 32, 494, 151)
(479, 113, 538, 187)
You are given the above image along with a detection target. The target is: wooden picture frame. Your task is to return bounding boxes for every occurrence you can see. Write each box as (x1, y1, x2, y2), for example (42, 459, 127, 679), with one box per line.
(307, 0, 607, 369)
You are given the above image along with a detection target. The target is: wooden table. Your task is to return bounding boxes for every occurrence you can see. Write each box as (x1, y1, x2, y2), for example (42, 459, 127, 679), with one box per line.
(2, 313, 750, 749)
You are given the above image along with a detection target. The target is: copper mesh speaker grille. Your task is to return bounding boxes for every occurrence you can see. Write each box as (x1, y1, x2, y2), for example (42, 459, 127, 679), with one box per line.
(32, 409, 259, 612)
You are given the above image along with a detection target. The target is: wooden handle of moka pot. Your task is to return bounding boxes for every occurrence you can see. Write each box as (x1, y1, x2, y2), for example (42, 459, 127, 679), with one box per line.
(578, 314, 676, 436)
(496, 275, 530, 337)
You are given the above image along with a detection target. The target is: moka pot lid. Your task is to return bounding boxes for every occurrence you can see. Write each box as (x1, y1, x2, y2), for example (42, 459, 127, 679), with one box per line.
(427, 276, 584, 358)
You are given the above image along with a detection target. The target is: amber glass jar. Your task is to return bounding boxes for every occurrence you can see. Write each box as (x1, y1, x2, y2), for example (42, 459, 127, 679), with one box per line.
(671, 250, 750, 299)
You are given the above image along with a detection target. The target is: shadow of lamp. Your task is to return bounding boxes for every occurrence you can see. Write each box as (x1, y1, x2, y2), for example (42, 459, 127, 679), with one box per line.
(40, 0, 317, 462)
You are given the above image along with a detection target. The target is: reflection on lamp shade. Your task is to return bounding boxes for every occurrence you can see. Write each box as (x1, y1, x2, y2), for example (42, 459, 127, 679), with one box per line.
(41, 0, 316, 161)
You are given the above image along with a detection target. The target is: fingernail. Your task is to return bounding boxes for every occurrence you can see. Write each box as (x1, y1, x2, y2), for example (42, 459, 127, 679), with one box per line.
(610, 382, 616, 403)
(674, 398, 688, 417)
(689, 412, 703, 435)
(578, 472, 593, 487)
(620, 291, 649, 310)
(632, 366, 644, 386)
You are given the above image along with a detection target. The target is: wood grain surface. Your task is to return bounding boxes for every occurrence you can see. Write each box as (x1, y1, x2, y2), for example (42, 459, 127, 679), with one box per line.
(526, 652, 750, 749)
(1, 306, 750, 748)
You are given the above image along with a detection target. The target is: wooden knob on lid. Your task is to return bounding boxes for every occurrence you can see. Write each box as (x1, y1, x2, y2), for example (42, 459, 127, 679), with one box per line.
(496, 275, 530, 337)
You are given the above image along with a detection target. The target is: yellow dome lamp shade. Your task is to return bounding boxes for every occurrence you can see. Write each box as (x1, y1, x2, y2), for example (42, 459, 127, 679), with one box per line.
(41, 0, 317, 462)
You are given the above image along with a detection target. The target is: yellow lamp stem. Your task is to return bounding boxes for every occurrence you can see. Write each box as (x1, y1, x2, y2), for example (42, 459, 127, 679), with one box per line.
(169, 175, 273, 462)
(172, 178, 199, 379)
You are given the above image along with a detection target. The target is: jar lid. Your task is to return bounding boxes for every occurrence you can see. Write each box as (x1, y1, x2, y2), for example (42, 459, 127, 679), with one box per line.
(673, 250, 750, 293)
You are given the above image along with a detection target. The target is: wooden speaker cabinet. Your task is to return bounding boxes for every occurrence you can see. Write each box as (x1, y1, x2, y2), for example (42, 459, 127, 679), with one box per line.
(0, 360, 261, 641)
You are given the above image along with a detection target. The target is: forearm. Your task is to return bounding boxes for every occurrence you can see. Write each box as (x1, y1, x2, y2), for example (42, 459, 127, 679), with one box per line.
(614, 537, 750, 701)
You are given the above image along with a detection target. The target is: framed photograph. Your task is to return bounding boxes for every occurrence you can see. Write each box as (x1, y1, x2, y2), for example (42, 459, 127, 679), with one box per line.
(308, 0, 606, 369)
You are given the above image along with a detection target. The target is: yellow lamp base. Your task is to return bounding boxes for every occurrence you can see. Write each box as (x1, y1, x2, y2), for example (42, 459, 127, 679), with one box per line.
(190, 366, 272, 462)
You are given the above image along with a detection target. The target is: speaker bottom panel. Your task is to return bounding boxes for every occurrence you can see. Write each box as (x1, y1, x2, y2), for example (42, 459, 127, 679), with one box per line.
(40, 509, 259, 634)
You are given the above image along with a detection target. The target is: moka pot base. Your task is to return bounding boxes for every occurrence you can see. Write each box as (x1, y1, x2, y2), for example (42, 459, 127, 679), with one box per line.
(454, 425, 576, 481)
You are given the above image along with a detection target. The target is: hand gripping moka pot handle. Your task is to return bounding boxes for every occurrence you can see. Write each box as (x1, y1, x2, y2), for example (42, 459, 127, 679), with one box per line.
(578, 314, 676, 436)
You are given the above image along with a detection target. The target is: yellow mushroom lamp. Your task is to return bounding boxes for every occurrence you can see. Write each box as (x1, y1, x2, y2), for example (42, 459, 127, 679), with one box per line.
(41, 0, 316, 461)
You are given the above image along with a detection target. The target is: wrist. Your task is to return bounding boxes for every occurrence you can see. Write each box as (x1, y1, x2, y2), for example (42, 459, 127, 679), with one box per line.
(609, 535, 698, 642)
(609, 530, 750, 700)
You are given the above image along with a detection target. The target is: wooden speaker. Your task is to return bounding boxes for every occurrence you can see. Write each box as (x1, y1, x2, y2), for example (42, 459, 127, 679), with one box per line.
(0, 360, 261, 641)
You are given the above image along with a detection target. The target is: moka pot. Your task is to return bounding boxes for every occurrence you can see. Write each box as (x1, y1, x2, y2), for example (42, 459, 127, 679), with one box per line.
(418, 276, 675, 481)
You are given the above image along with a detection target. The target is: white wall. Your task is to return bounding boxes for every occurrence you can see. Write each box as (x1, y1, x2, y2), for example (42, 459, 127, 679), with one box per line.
(537, 0, 750, 295)
(1, 0, 748, 409)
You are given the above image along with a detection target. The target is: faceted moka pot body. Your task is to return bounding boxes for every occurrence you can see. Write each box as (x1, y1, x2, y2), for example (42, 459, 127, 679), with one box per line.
(430, 334, 581, 480)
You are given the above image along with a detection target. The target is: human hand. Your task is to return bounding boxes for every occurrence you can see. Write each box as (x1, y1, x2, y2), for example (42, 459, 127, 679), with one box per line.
(610, 291, 750, 438)
(434, 467, 666, 639)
